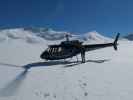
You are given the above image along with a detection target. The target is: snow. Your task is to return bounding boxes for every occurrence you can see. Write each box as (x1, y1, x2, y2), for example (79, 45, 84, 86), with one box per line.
(84, 31, 112, 43)
(0, 29, 133, 100)
(0, 28, 113, 44)
(0, 28, 45, 44)
(24, 27, 69, 40)
(36, 28, 69, 40)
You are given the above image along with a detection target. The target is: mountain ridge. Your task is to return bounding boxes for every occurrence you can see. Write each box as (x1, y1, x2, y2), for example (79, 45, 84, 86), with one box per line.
(0, 28, 114, 44)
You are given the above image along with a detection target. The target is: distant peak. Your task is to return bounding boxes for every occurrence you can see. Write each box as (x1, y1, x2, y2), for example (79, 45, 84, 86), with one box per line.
(123, 33, 133, 41)
(84, 31, 112, 43)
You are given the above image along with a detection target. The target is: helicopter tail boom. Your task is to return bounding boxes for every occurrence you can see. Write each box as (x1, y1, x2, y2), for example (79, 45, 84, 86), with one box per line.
(83, 33, 120, 52)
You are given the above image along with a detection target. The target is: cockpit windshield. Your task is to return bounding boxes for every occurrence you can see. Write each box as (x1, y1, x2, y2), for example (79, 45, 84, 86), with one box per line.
(46, 47, 63, 53)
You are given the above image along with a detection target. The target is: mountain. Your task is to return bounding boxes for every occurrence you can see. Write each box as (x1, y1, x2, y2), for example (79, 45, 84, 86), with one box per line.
(0, 28, 45, 44)
(0, 28, 71, 44)
(123, 33, 133, 41)
(0, 28, 113, 44)
(24, 27, 69, 41)
(83, 31, 112, 43)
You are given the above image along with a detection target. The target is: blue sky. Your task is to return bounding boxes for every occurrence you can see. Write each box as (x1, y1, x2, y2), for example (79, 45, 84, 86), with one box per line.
(0, 0, 132, 36)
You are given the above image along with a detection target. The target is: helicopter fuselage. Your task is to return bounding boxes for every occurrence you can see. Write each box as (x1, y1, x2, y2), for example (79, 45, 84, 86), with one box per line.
(40, 40, 82, 60)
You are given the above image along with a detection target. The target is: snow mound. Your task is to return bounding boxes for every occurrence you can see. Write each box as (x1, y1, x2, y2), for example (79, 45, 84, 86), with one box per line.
(0, 34, 7, 42)
(84, 31, 112, 43)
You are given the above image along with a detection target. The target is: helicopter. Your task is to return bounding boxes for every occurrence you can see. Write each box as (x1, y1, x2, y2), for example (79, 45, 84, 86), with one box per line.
(40, 33, 120, 63)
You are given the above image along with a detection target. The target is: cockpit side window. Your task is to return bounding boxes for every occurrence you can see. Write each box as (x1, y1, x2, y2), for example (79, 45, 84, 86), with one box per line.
(58, 47, 62, 52)
(50, 47, 57, 53)
(49, 48, 53, 53)
(53, 48, 56, 53)
(50, 48, 53, 53)
(47, 47, 63, 54)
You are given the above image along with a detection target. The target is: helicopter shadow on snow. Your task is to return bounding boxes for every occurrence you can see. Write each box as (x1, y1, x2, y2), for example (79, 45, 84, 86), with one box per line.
(0, 59, 109, 97)
(63, 59, 110, 68)
(23, 59, 110, 69)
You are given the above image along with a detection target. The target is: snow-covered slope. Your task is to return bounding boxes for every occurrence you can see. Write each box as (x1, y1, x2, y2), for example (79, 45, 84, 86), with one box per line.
(0, 29, 133, 100)
(0, 28, 114, 44)
(0, 28, 45, 44)
(24, 27, 70, 41)
(32, 28, 69, 41)
(84, 31, 112, 43)
(0, 28, 71, 44)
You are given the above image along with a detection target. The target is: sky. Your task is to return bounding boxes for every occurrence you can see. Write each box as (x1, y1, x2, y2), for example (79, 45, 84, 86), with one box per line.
(0, 0, 132, 36)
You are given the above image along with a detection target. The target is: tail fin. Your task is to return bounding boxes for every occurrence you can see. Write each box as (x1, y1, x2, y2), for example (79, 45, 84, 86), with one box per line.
(113, 33, 120, 50)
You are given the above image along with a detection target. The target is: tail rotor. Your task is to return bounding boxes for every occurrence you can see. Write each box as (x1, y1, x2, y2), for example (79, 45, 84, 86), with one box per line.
(113, 33, 120, 50)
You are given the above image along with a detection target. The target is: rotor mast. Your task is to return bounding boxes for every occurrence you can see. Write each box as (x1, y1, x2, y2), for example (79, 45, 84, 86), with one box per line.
(65, 34, 69, 41)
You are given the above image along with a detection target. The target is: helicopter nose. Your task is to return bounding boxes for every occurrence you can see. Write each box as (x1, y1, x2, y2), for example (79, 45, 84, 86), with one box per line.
(40, 51, 49, 59)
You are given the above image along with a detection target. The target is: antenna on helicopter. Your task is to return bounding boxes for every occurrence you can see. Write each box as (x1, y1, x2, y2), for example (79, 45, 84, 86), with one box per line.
(66, 34, 69, 41)
(65, 33, 83, 42)
(65, 33, 71, 41)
